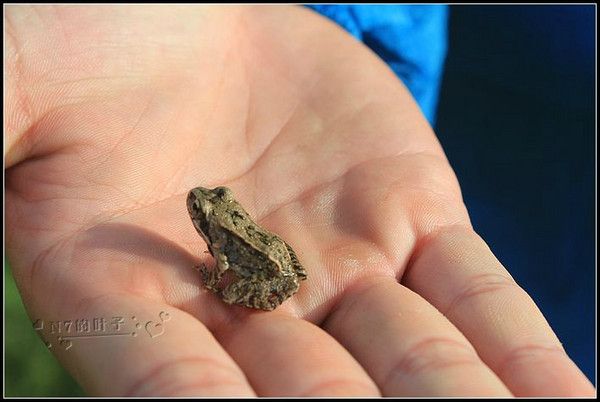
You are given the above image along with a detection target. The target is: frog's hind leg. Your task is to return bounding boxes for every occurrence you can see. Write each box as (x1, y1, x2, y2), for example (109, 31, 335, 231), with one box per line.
(221, 276, 300, 311)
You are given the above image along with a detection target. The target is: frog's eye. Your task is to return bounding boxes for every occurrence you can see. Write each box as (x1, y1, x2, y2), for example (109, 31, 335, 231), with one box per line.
(215, 186, 233, 201)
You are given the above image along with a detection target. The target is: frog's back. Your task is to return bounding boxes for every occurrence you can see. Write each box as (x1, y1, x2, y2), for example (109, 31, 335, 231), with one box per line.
(219, 202, 292, 273)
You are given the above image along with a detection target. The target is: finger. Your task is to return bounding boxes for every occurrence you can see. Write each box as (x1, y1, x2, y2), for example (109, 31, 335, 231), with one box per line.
(35, 294, 255, 397)
(403, 225, 595, 396)
(213, 310, 381, 397)
(323, 275, 512, 396)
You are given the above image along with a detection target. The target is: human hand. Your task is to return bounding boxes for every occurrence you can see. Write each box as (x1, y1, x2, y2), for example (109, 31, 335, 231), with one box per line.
(5, 5, 595, 397)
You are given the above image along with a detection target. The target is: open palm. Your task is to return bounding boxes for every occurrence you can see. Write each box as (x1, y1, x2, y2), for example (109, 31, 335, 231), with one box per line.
(5, 5, 594, 397)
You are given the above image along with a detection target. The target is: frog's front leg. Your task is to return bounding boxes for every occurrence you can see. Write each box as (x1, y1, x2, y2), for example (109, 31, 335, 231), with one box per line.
(199, 252, 229, 292)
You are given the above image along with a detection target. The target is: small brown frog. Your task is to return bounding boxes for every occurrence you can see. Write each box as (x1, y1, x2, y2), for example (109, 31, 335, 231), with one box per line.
(187, 186, 307, 311)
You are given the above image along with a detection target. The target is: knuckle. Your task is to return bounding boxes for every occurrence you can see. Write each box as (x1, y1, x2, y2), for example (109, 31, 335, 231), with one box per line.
(496, 342, 566, 376)
(445, 272, 519, 315)
(301, 378, 380, 397)
(386, 337, 480, 384)
(126, 356, 247, 396)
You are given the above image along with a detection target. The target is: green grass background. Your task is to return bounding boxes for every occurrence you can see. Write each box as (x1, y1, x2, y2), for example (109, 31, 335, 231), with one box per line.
(5, 261, 84, 396)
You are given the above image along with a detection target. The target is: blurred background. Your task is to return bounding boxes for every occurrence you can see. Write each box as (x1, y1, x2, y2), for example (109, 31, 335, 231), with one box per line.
(5, 4, 595, 396)
(435, 5, 595, 385)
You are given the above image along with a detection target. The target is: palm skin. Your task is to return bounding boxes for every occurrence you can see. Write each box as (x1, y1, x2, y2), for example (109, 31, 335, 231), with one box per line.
(5, 5, 594, 397)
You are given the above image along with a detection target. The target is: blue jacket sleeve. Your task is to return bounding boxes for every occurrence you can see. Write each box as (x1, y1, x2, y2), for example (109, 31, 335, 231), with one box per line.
(305, 5, 448, 125)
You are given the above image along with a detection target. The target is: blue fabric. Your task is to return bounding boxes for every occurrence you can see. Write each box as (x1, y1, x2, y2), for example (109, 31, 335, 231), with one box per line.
(305, 5, 449, 125)
(434, 6, 595, 383)
(308, 6, 595, 384)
